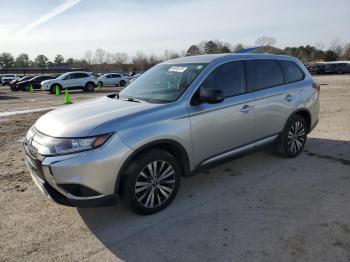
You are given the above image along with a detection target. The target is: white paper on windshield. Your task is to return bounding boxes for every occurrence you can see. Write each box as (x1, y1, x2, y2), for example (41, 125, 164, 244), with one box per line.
(168, 66, 187, 73)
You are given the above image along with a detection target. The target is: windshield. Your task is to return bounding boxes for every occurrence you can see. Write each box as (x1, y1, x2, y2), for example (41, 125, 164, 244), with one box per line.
(58, 72, 69, 79)
(119, 63, 207, 103)
(19, 76, 31, 81)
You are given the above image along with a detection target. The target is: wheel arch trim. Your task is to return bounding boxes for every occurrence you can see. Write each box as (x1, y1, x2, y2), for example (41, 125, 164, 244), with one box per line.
(285, 108, 312, 133)
(115, 139, 191, 193)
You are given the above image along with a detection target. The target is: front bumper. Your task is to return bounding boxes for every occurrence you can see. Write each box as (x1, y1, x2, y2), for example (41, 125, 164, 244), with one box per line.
(28, 168, 117, 207)
(41, 84, 50, 91)
(24, 132, 133, 207)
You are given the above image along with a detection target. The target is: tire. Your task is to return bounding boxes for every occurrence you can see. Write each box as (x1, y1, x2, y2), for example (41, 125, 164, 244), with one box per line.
(10, 85, 19, 91)
(276, 115, 307, 158)
(84, 82, 95, 92)
(121, 149, 181, 215)
(119, 80, 126, 87)
(50, 84, 61, 94)
(338, 70, 343, 74)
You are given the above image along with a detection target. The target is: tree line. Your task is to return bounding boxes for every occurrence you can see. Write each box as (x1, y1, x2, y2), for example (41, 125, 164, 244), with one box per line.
(1, 37, 349, 72)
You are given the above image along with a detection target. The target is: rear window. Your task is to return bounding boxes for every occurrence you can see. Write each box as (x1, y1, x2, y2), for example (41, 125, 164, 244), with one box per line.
(250, 60, 284, 90)
(279, 60, 304, 83)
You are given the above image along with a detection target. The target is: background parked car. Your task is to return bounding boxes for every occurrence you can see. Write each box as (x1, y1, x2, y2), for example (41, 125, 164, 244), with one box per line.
(310, 64, 326, 74)
(1, 74, 19, 86)
(41, 71, 98, 93)
(325, 64, 337, 74)
(334, 63, 350, 74)
(17, 75, 58, 91)
(97, 73, 129, 87)
(128, 73, 142, 83)
(10, 75, 34, 91)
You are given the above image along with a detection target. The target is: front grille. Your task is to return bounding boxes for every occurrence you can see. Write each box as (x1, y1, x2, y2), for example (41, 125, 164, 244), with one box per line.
(24, 143, 46, 181)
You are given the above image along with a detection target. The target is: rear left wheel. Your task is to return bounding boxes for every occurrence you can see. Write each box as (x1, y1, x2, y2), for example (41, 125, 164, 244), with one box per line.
(121, 149, 181, 215)
(276, 115, 307, 158)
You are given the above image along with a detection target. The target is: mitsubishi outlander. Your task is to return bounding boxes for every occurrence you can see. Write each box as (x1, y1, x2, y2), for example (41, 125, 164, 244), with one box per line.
(24, 54, 320, 214)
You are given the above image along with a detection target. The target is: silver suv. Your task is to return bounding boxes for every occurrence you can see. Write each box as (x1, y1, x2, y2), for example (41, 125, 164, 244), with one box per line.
(24, 54, 319, 214)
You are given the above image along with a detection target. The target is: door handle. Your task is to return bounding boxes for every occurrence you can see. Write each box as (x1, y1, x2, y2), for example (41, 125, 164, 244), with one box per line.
(284, 94, 295, 102)
(240, 105, 254, 113)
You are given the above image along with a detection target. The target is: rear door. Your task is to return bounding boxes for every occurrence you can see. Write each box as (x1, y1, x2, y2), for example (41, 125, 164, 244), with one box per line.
(32, 76, 45, 88)
(246, 59, 303, 141)
(74, 73, 89, 87)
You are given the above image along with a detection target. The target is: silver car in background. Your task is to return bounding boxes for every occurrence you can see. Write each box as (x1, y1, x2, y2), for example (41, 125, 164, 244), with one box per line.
(24, 53, 319, 214)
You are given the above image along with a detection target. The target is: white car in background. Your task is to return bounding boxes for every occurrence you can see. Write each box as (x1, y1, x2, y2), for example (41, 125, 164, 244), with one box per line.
(41, 71, 98, 93)
(97, 73, 129, 87)
(1, 74, 19, 86)
(129, 73, 142, 83)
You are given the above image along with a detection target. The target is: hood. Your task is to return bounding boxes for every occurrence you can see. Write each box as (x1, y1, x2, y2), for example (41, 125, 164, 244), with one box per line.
(41, 79, 54, 85)
(35, 96, 158, 137)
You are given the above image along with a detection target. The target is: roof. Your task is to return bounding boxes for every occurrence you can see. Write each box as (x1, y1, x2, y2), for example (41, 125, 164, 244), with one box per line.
(162, 53, 296, 64)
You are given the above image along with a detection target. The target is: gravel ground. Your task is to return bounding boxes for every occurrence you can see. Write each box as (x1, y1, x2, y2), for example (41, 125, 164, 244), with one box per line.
(0, 85, 123, 113)
(0, 75, 349, 262)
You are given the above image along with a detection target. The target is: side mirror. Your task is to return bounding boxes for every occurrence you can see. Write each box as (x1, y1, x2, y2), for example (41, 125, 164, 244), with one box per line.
(199, 88, 224, 104)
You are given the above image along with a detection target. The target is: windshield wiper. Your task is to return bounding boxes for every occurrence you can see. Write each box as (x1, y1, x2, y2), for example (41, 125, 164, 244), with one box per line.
(107, 93, 119, 99)
(124, 97, 142, 103)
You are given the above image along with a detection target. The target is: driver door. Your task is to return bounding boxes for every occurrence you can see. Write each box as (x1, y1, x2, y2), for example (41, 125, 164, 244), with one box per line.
(188, 60, 255, 166)
(62, 73, 76, 88)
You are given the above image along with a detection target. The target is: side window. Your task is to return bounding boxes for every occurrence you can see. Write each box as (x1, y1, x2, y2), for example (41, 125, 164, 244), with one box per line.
(64, 74, 72, 80)
(279, 60, 304, 83)
(201, 61, 246, 98)
(77, 73, 88, 78)
(110, 74, 121, 78)
(252, 60, 284, 90)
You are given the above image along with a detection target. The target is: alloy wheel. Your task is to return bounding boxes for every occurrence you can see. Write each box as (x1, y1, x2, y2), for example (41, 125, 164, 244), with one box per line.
(134, 160, 176, 209)
(287, 121, 306, 153)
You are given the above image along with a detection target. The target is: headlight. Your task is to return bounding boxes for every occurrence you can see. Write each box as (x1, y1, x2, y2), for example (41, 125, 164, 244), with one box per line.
(31, 131, 113, 156)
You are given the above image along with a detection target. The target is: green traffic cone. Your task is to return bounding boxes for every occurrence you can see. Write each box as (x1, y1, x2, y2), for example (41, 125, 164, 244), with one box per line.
(64, 89, 71, 104)
(29, 84, 34, 93)
(55, 85, 60, 96)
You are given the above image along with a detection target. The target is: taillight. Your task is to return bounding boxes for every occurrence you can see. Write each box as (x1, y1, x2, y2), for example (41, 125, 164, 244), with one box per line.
(312, 83, 320, 92)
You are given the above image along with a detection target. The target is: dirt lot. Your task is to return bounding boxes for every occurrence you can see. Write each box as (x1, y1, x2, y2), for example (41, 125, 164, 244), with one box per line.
(0, 75, 349, 262)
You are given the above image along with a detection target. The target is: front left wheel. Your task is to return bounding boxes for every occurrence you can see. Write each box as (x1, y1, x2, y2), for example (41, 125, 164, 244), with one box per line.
(121, 149, 181, 215)
(84, 82, 95, 92)
(119, 80, 126, 87)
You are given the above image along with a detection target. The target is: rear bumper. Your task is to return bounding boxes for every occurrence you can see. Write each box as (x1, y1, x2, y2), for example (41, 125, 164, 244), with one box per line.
(309, 118, 319, 133)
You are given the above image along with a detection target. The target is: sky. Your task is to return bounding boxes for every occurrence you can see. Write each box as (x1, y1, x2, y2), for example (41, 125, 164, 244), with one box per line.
(0, 0, 349, 60)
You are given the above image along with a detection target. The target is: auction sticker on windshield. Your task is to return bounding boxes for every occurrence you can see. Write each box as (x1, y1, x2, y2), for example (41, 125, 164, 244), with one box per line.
(169, 66, 187, 73)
